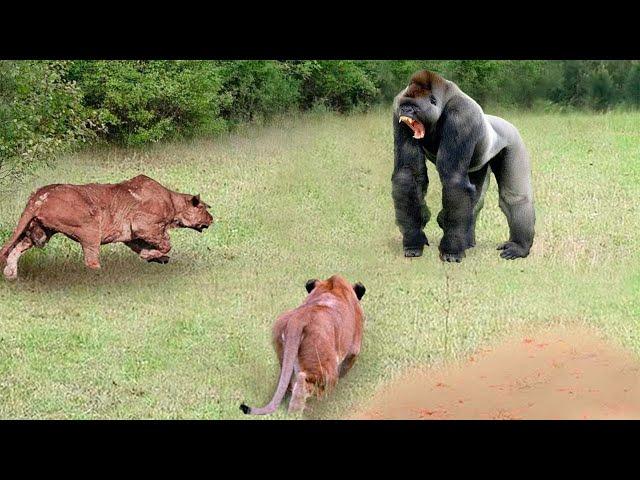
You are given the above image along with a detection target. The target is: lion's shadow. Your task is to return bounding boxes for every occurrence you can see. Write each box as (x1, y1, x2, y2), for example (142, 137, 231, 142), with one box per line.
(4, 245, 228, 293)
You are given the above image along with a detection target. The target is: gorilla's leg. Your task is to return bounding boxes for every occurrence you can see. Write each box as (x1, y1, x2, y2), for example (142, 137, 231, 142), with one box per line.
(491, 144, 535, 260)
(392, 163, 430, 257)
(467, 165, 491, 248)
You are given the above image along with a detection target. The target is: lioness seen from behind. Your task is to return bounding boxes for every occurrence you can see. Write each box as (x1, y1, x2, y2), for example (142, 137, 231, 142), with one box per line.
(241, 274, 366, 415)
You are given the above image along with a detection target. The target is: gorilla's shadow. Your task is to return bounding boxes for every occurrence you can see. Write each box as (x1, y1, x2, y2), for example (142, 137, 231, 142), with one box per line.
(385, 235, 495, 261)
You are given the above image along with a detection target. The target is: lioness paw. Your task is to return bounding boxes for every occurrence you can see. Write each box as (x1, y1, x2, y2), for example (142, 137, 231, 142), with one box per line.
(148, 255, 170, 264)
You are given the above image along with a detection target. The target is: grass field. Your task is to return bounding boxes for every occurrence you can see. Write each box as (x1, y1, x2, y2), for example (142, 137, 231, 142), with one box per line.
(0, 107, 638, 419)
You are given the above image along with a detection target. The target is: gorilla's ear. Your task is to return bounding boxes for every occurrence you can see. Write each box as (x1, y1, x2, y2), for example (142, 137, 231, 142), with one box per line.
(353, 282, 366, 300)
(191, 194, 201, 207)
(305, 279, 318, 294)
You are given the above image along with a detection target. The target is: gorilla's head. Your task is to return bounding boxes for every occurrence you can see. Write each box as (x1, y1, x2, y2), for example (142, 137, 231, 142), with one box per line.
(394, 70, 449, 139)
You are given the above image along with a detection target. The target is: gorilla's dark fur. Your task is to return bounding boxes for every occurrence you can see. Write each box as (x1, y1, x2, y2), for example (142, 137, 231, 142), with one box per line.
(392, 70, 535, 262)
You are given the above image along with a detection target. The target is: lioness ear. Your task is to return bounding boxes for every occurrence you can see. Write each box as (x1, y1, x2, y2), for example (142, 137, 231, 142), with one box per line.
(305, 279, 318, 294)
(191, 194, 201, 207)
(353, 282, 366, 300)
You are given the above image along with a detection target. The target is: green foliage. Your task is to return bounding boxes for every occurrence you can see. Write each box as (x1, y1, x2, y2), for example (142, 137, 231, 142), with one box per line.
(0, 61, 99, 184)
(489, 61, 562, 109)
(4, 60, 640, 185)
(624, 63, 640, 107)
(587, 67, 616, 111)
(551, 60, 590, 106)
(67, 60, 228, 146)
(219, 61, 301, 123)
(293, 61, 379, 112)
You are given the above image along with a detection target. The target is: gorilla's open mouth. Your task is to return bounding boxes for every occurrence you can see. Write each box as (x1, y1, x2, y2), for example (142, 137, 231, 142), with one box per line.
(399, 116, 425, 139)
(192, 224, 209, 233)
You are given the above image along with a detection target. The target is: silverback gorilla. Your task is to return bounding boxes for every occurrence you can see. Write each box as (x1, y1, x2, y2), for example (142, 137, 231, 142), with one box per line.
(392, 70, 535, 262)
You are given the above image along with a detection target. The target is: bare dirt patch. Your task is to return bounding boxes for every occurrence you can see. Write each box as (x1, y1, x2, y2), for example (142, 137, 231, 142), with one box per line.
(352, 327, 640, 419)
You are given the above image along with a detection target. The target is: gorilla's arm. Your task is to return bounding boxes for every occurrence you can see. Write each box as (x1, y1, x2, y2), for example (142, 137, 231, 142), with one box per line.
(391, 115, 430, 256)
(436, 102, 482, 261)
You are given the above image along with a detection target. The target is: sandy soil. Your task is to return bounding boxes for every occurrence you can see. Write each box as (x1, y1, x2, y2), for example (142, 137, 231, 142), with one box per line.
(352, 327, 640, 420)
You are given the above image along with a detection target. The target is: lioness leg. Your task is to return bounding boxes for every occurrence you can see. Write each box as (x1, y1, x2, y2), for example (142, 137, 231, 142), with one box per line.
(139, 248, 171, 263)
(131, 223, 172, 263)
(288, 372, 311, 413)
(339, 354, 357, 378)
(3, 237, 33, 280)
(124, 240, 170, 264)
(76, 230, 102, 270)
(80, 242, 101, 270)
(132, 222, 171, 254)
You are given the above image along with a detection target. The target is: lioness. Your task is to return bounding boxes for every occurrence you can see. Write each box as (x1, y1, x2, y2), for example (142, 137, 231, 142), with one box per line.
(240, 274, 366, 415)
(0, 175, 214, 280)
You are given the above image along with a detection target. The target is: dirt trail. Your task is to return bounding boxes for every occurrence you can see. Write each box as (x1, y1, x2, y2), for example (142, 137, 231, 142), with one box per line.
(352, 327, 640, 420)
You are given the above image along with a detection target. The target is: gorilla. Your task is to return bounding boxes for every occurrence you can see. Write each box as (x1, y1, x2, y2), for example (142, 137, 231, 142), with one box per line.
(392, 70, 535, 262)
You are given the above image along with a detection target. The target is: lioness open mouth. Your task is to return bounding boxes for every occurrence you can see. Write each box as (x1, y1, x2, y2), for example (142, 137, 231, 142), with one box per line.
(399, 116, 425, 139)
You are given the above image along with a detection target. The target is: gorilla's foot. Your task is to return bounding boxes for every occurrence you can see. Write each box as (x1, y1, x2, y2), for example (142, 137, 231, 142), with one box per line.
(497, 241, 530, 260)
(439, 251, 465, 263)
(148, 255, 170, 264)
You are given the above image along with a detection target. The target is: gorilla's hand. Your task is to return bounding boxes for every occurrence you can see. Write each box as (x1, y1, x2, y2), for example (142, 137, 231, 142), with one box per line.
(439, 250, 465, 263)
(497, 242, 530, 260)
(403, 230, 429, 257)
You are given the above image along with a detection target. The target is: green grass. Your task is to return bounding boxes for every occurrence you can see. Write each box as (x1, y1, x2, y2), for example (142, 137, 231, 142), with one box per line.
(0, 108, 639, 419)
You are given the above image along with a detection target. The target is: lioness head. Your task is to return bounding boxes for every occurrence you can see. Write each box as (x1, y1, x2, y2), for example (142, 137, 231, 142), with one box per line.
(175, 194, 214, 232)
(305, 275, 366, 301)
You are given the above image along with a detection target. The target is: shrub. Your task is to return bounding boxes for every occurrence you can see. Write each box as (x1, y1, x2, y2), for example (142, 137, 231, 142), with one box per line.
(67, 60, 228, 145)
(587, 68, 616, 111)
(5, 59, 640, 187)
(293, 61, 379, 112)
(624, 63, 640, 107)
(218, 61, 301, 124)
(0, 60, 99, 186)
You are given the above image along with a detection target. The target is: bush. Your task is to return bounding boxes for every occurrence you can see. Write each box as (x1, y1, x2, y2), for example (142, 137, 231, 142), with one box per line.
(293, 61, 379, 112)
(67, 60, 228, 145)
(5, 60, 640, 186)
(491, 61, 562, 109)
(587, 68, 616, 111)
(0, 61, 99, 185)
(219, 61, 301, 124)
(624, 63, 640, 107)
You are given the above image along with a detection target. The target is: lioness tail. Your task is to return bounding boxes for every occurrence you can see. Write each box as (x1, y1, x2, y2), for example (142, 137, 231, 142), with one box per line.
(241, 322, 304, 415)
